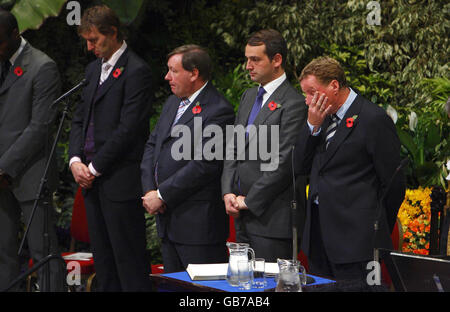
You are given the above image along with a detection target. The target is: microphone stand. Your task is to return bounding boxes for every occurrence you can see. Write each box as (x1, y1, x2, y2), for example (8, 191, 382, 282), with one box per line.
(291, 145, 298, 260)
(373, 158, 408, 281)
(2, 79, 86, 292)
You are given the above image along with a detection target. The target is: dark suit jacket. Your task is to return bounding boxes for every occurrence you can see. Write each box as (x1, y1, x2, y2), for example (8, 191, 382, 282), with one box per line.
(141, 82, 235, 245)
(0, 42, 60, 201)
(295, 93, 406, 263)
(221, 79, 308, 239)
(69, 48, 152, 201)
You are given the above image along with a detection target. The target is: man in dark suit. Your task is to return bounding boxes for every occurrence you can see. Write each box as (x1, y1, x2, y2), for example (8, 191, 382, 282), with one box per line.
(221, 29, 307, 262)
(141, 45, 234, 273)
(68, 5, 152, 291)
(0, 9, 64, 291)
(294, 56, 405, 281)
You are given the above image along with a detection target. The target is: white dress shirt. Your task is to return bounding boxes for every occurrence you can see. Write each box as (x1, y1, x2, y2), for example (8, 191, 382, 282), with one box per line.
(9, 37, 26, 66)
(260, 72, 286, 107)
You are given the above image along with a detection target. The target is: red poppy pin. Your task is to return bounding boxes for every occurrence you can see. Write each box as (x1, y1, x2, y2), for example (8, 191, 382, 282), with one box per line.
(14, 66, 23, 77)
(192, 102, 202, 114)
(346, 115, 358, 128)
(112, 66, 124, 78)
(268, 101, 282, 111)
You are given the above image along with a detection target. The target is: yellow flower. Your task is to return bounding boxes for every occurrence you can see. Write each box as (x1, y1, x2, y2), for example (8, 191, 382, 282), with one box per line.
(398, 187, 432, 255)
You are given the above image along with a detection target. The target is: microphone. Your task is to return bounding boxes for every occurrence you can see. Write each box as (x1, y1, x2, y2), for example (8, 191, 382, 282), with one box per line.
(380, 158, 408, 204)
(52, 78, 88, 106)
(373, 157, 408, 268)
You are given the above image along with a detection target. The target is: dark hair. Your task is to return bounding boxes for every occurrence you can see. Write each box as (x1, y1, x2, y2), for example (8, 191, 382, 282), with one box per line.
(78, 5, 124, 41)
(0, 9, 18, 36)
(299, 56, 348, 88)
(168, 44, 212, 81)
(247, 29, 287, 68)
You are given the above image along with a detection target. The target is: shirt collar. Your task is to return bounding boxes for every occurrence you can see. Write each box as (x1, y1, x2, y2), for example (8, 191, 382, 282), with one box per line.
(102, 41, 127, 68)
(335, 87, 357, 120)
(187, 81, 208, 104)
(9, 37, 26, 66)
(259, 72, 286, 97)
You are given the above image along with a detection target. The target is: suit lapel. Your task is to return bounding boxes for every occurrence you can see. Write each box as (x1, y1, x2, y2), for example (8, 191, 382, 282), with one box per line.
(160, 96, 182, 142)
(163, 82, 213, 140)
(246, 80, 289, 144)
(319, 95, 363, 169)
(82, 60, 101, 134)
(239, 87, 257, 126)
(0, 43, 31, 95)
(93, 48, 129, 104)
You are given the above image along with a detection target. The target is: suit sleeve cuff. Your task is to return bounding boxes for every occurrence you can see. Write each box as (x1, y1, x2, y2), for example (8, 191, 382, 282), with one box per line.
(88, 162, 101, 177)
(157, 189, 165, 202)
(69, 157, 82, 168)
(307, 120, 321, 136)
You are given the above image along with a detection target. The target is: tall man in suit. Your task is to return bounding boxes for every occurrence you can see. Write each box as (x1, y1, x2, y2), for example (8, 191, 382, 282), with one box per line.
(221, 29, 307, 261)
(141, 45, 234, 273)
(0, 9, 65, 291)
(68, 6, 152, 291)
(294, 56, 405, 281)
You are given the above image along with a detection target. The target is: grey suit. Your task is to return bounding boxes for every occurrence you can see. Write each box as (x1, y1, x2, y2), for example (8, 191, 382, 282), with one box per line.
(221, 78, 307, 261)
(0, 41, 64, 291)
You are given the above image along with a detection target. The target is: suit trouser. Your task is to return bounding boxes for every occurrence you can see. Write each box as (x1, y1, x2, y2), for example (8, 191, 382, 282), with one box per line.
(0, 188, 65, 291)
(161, 238, 228, 273)
(83, 182, 151, 291)
(308, 203, 370, 281)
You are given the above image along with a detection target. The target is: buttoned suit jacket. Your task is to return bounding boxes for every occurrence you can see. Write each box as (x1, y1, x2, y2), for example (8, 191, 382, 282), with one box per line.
(294, 93, 406, 263)
(221, 79, 308, 239)
(68, 48, 152, 201)
(0, 41, 60, 201)
(141, 82, 235, 245)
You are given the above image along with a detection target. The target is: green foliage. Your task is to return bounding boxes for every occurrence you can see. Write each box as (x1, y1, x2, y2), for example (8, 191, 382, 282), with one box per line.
(213, 63, 257, 113)
(102, 0, 147, 25)
(323, 43, 394, 107)
(5, 0, 148, 33)
(145, 213, 162, 264)
(1, 0, 67, 33)
(395, 77, 450, 187)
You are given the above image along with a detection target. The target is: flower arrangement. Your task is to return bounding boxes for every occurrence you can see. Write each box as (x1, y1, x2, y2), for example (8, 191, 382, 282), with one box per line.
(398, 187, 432, 255)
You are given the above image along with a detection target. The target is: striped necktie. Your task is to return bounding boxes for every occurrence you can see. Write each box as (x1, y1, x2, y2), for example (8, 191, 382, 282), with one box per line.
(99, 62, 112, 85)
(173, 98, 190, 126)
(325, 114, 339, 150)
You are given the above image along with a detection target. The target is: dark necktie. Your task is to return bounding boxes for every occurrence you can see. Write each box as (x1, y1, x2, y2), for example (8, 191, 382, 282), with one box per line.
(325, 114, 339, 150)
(0, 61, 11, 86)
(246, 87, 266, 135)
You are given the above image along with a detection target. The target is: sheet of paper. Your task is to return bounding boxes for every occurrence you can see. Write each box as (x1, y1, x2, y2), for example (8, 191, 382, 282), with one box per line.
(63, 252, 93, 261)
(186, 263, 228, 280)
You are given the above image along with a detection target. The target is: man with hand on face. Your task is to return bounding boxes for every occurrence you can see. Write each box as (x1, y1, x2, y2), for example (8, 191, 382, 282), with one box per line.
(141, 45, 234, 273)
(68, 5, 152, 291)
(294, 56, 405, 282)
(0, 9, 64, 291)
(221, 29, 307, 262)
